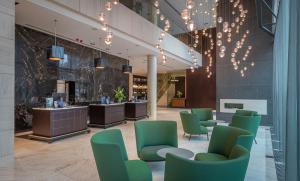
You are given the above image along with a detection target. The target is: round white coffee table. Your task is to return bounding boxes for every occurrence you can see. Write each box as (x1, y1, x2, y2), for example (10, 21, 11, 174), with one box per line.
(157, 147, 194, 159)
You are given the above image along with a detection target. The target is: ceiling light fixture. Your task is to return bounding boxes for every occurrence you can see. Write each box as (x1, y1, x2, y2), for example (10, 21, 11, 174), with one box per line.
(47, 19, 64, 61)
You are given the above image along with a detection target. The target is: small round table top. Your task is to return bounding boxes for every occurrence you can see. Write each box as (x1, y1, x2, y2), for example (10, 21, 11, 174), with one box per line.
(157, 147, 194, 159)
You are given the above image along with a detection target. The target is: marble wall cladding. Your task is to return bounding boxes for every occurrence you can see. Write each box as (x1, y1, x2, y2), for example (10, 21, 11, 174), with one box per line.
(15, 25, 129, 131)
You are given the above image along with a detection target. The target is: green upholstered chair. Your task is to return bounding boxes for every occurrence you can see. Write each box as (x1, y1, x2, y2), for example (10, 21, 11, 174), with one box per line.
(234, 109, 258, 116)
(164, 145, 250, 181)
(229, 110, 261, 144)
(91, 129, 152, 181)
(134, 120, 178, 162)
(180, 111, 209, 140)
(194, 125, 254, 161)
(191, 108, 217, 127)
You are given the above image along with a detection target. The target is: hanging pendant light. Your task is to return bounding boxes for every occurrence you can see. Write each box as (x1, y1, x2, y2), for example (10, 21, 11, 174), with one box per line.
(122, 64, 132, 74)
(47, 19, 64, 61)
(187, 20, 195, 31)
(122, 50, 132, 74)
(186, 0, 195, 9)
(94, 55, 106, 69)
(181, 9, 190, 20)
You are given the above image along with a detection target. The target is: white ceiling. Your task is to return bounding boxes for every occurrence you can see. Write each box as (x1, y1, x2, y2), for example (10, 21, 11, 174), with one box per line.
(15, 0, 195, 75)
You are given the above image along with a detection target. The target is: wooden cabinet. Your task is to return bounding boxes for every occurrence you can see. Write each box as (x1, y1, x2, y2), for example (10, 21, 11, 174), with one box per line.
(171, 98, 186, 108)
(89, 103, 125, 128)
(125, 102, 148, 120)
(31, 107, 89, 142)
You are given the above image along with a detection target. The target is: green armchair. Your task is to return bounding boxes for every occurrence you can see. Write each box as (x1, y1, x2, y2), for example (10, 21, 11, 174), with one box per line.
(191, 108, 217, 127)
(134, 120, 178, 161)
(194, 125, 254, 161)
(229, 110, 261, 144)
(164, 145, 250, 181)
(91, 129, 152, 181)
(235, 109, 258, 116)
(180, 111, 209, 140)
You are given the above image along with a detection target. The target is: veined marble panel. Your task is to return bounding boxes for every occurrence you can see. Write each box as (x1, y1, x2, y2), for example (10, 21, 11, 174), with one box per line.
(15, 25, 129, 131)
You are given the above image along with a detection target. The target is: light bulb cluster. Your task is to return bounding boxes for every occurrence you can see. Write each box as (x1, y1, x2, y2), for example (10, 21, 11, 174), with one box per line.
(216, 0, 255, 77)
(153, 1, 171, 64)
(181, 0, 218, 31)
(204, 31, 215, 78)
(181, 0, 218, 76)
(99, 1, 119, 46)
(188, 46, 199, 72)
(154, 1, 171, 32)
(155, 31, 167, 64)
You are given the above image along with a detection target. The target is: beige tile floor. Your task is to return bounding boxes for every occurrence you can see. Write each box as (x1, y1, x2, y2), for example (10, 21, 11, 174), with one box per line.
(0, 108, 277, 181)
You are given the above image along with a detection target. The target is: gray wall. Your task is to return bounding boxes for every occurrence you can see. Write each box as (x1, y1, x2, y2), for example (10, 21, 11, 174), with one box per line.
(0, 0, 15, 160)
(216, 0, 273, 125)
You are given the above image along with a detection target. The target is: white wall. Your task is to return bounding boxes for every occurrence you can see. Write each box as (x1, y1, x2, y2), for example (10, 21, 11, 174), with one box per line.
(0, 0, 15, 160)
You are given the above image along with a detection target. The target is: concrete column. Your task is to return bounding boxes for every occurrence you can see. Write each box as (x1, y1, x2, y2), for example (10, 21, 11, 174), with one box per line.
(147, 55, 157, 119)
(128, 73, 133, 99)
(0, 0, 15, 161)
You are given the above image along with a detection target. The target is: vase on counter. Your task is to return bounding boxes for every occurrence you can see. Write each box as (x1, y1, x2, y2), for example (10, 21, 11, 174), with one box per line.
(46, 97, 53, 108)
(105, 96, 110, 104)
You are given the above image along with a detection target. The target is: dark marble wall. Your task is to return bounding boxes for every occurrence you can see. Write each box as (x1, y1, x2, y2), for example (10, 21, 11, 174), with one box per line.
(15, 25, 129, 131)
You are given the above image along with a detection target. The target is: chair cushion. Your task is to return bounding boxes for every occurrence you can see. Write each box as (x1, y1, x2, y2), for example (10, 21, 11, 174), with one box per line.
(200, 120, 217, 127)
(194, 153, 228, 161)
(140, 145, 173, 161)
(125, 160, 152, 181)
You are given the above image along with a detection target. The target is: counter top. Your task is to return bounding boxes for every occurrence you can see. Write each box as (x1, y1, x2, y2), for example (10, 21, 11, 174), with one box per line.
(89, 103, 125, 106)
(32, 106, 88, 111)
(126, 101, 148, 104)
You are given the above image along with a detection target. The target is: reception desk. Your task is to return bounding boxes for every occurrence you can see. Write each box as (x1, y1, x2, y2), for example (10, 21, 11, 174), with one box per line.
(30, 106, 89, 143)
(89, 103, 126, 128)
(125, 102, 148, 120)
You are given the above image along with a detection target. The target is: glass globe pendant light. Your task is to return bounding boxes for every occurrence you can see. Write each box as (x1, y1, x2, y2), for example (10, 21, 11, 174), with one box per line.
(186, 0, 195, 9)
(113, 0, 119, 5)
(99, 12, 105, 22)
(181, 9, 190, 20)
(187, 20, 195, 31)
(105, 2, 112, 11)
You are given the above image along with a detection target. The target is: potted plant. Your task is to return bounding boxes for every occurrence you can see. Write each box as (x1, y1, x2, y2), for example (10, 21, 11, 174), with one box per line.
(114, 87, 126, 103)
(176, 91, 183, 98)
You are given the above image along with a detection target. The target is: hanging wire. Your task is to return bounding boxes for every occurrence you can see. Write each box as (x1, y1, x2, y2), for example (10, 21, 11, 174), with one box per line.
(54, 19, 57, 46)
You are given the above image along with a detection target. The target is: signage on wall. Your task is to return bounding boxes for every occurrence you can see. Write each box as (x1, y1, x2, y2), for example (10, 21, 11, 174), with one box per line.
(224, 103, 244, 109)
(220, 99, 267, 115)
(57, 80, 66, 93)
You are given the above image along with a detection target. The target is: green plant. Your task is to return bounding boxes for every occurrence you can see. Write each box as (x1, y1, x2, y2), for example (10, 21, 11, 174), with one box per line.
(176, 91, 183, 98)
(114, 87, 126, 103)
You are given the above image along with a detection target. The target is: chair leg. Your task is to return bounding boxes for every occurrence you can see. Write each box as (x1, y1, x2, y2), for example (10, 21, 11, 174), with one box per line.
(207, 133, 209, 140)
(189, 135, 192, 141)
(254, 139, 257, 144)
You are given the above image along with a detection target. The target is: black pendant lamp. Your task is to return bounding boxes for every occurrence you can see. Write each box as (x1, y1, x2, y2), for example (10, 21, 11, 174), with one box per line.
(47, 19, 64, 61)
(95, 51, 106, 69)
(122, 63, 132, 74)
(122, 49, 132, 74)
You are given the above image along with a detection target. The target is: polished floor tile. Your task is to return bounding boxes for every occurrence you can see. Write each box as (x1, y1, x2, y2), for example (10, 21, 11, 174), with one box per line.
(0, 108, 277, 181)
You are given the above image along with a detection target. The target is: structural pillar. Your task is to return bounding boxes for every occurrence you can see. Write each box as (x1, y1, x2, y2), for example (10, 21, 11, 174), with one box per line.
(147, 55, 157, 119)
(0, 0, 15, 162)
